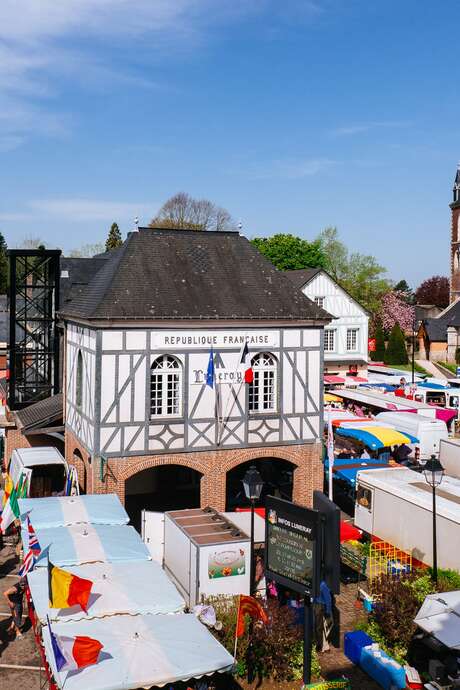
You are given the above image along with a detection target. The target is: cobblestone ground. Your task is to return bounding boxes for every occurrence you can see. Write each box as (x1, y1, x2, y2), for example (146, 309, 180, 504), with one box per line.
(0, 542, 380, 690)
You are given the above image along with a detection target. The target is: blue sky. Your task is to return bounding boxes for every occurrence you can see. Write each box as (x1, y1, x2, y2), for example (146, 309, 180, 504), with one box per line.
(1, 0, 459, 287)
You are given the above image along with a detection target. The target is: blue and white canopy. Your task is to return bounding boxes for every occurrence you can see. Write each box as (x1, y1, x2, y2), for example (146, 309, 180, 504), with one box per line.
(29, 524, 150, 566)
(19, 494, 129, 529)
(42, 613, 234, 690)
(27, 560, 185, 624)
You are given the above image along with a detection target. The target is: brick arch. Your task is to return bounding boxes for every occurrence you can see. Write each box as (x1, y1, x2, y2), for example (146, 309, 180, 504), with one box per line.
(220, 447, 299, 474)
(117, 454, 207, 484)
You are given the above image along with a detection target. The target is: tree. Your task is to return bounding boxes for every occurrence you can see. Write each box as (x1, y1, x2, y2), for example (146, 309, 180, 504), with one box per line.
(317, 227, 391, 314)
(18, 236, 47, 249)
(250, 234, 327, 271)
(105, 222, 123, 250)
(415, 275, 449, 309)
(0, 232, 8, 293)
(384, 323, 408, 364)
(371, 320, 386, 362)
(150, 192, 236, 231)
(394, 279, 414, 304)
(380, 291, 415, 332)
(69, 243, 105, 258)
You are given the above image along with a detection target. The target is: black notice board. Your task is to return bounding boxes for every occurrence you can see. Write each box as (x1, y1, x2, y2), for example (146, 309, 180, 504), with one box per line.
(265, 495, 321, 596)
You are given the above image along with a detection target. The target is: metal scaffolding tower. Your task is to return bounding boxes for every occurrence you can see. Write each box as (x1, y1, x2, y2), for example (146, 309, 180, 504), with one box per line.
(8, 249, 61, 410)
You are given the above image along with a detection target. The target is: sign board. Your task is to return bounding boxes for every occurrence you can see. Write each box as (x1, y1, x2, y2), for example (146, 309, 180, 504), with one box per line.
(265, 495, 320, 597)
(368, 338, 376, 353)
(302, 681, 351, 690)
(456, 366, 460, 377)
(151, 330, 280, 350)
(313, 490, 340, 595)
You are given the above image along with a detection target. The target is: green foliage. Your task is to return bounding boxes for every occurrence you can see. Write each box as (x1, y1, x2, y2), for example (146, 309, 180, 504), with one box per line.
(206, 595, 319, 682)
(430, 567, 460, 590)
(384, 323, 408, 364)
(403, 572, 435, 603)
(105, 222, 123, 250)
(317, 227, 391, 314)
(371, 321, 386, 361)
(0, 231, 8, 293)
(251, 234, 327, 271)
(394, 279, 414, 304)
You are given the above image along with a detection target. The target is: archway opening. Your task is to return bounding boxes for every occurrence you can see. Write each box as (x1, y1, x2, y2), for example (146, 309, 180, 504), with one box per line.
(125, 464, 202, 532)
(225, 457, 295, 511)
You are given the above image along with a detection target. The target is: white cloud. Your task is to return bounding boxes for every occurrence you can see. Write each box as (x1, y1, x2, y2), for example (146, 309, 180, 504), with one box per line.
(247, 157, 337, 179)
(331, 121, 410, 137)
(0, 198, 157, 224)
(0, 0, 261, 149)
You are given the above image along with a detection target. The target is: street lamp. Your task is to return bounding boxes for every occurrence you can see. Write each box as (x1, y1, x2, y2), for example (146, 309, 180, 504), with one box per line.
(242, 465, 264, 595)
(423, 455, 445, 587)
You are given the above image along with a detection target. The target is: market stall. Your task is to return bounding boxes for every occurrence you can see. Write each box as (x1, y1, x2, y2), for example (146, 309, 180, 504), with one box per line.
(19, 494, 129, 530)
(41, 613, 234, 690)
(27, 560, 185, 623)
(27, 523, 151, 566)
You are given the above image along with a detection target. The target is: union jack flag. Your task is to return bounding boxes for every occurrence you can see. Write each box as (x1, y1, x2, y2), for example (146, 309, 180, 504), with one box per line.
(19, 549, 36, 577)
(27, 516, 41, 555)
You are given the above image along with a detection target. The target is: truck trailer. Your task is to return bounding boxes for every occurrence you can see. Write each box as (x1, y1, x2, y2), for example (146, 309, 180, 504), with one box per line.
(354, 467, 460, 571)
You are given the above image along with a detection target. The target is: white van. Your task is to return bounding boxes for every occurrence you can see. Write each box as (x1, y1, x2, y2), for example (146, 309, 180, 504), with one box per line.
(376, 412, 448, 459)
(9, 447, 71, 498)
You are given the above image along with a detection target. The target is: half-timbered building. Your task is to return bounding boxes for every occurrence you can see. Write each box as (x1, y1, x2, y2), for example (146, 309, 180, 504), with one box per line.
(59, 227, 330, 522)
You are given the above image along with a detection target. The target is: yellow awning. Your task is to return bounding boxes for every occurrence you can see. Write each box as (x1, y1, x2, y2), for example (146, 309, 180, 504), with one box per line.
(324, 393, 342, 403)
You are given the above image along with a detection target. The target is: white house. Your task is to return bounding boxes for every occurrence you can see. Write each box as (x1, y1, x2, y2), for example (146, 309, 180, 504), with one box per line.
(58, 228, 331, 523)
(286, 268, 369, 382)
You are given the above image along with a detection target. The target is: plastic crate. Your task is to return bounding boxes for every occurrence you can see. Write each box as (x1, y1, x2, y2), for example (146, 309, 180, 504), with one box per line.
(344, 630, 374, 665)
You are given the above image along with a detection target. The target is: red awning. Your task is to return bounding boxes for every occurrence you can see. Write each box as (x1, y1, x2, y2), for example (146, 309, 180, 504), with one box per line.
(340, 520, 362, 542)
(352, 376, 368, 383)
(325, 375, 346, 384)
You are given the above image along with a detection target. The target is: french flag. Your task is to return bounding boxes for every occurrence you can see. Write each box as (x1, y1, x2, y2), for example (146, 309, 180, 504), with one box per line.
(49, 621, 103, 673)
(240, 342, 254, 384)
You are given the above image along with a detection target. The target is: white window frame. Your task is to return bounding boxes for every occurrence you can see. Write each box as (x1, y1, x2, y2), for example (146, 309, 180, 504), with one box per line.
(324, 329, 336, 352)
(150, 355, 182, 418)
(248, 352, 278, 414)
(314, 296, 325, 308)
(346, 328, 359, 352)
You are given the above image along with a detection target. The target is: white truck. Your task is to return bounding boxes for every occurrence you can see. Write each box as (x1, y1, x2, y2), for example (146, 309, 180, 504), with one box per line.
(354, 467, 460, 571)
(376, 411, 448, 460)
(9, 447, 74, 498)
(439, 438, 460, 480)
(162, 507, 251, 607)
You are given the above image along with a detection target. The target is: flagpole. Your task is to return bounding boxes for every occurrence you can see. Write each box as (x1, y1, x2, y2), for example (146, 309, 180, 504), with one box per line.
(233, 595, 241, 660)
(218, 338, 250, 445)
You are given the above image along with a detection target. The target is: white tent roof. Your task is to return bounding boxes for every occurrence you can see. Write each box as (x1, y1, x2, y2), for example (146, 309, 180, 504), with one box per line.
(42, 613, 234, 690)
(19, 494, 129, 530)
(27, 561, 185, 624)
(414, 591, 460, 650)
(30, 524, 151, 566)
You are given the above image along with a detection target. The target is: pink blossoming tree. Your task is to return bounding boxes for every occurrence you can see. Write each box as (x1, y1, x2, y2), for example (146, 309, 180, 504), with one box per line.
(380, 290, 415, 332)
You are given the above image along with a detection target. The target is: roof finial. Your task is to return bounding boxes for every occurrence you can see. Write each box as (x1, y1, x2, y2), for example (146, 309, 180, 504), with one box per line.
(134, 216, 139, 231)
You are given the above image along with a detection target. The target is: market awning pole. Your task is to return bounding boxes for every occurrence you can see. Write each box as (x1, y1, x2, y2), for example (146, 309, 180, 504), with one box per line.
(303, 594, 313, 685)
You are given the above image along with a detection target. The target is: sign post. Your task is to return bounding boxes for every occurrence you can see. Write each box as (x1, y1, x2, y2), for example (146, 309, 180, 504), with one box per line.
(265, 496, 321, 684)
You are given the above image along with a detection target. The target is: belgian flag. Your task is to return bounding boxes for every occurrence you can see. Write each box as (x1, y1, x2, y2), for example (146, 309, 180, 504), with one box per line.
(48, 561, 93, 613)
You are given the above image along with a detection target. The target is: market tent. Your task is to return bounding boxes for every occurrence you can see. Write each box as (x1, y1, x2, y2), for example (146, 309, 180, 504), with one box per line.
(324, 375, 346, 384)
(335, 425, 418, 449)
(19, 494, 129, 531)
(324, 393, 343, 403)
(42, 613, 234, 690)
(324, 457, 392, 486)
(27, 560, 184, 623)
(30, 524, 150, 566)
(414, 591, 460, 650)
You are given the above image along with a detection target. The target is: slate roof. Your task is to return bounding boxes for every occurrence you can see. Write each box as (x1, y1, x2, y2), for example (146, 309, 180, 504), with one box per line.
(284, 268, 322, 289)
(14, 393, 63, 432)
(60, 256, 109, 306)
(59, 228, 332, 323)
(420, 300, 460, 342)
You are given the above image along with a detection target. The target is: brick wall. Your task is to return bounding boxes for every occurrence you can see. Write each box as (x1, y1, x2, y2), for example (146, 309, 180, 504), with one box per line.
(451, 206, 460, 301)
(65, 428, 323, 511)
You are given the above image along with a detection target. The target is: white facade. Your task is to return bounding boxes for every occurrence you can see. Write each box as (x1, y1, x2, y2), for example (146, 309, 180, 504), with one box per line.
(300, 271, 368, 373)
(65, 325, 323, 458)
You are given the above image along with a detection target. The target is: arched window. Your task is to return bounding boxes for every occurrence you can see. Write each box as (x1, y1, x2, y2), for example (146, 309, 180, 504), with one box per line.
(150, 355, 182, 417)
(248, 353, 277, 413)
(76, 350, 83, 409)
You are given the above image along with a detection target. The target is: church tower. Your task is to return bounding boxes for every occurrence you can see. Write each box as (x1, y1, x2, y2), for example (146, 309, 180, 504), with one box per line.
(450, 166, 460, 303)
